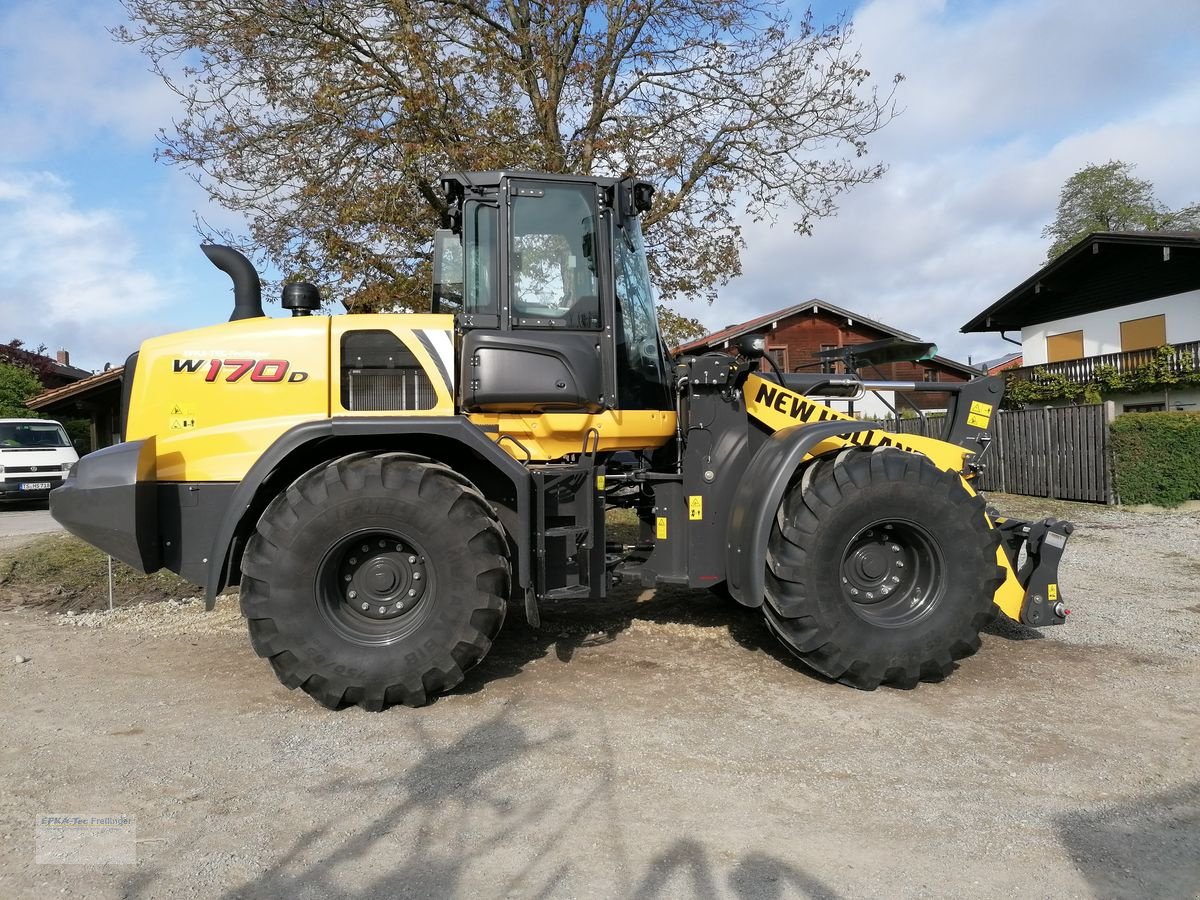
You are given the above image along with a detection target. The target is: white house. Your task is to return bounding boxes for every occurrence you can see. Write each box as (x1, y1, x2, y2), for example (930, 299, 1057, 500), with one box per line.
(962, 232, 1200, 413)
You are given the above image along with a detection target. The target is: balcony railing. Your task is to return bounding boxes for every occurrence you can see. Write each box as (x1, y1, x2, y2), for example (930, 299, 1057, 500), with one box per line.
(1007, 340, 1200, 384)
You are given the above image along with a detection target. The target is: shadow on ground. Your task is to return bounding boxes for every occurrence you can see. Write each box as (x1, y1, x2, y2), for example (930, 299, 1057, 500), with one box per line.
(119, 709, 843, 899)
(1057, 782, 1200, 900)
(458, 582, 838, 697)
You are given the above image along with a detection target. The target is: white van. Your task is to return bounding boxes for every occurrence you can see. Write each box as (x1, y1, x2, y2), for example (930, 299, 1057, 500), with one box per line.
(0, 418, 80, 502)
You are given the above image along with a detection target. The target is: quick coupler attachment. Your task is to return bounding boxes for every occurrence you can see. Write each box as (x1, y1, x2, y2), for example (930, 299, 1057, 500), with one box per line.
(991, 513, 1075, 627)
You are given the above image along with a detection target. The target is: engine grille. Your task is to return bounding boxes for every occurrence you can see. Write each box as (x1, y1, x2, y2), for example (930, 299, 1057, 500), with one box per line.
(345, 369, 436, 411)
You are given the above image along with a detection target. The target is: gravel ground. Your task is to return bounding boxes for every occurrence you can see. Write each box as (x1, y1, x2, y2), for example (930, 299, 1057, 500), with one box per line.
(0, 494, 1197, 899)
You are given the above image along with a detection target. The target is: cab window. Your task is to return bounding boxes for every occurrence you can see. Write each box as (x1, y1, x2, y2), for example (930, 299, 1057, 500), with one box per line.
(509, 183, 601, 329)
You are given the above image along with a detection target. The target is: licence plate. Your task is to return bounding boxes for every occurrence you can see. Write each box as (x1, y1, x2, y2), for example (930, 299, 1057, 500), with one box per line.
(20, 482, 52, 491)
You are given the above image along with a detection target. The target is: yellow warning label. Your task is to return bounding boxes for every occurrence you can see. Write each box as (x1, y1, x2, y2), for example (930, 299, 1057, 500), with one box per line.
(688, 495, 703, 520)
(1047, 583, 1058, 601)
(168, 403, 196, 430)
(656, 517, 667, 540)
(596, 475, 605, 491)
(967, 400, 993, 429)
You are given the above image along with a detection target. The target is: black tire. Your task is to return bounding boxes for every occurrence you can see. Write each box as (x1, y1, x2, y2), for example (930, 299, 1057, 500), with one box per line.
(764, 447, 1003, 689)
(239, 452, 509, 710)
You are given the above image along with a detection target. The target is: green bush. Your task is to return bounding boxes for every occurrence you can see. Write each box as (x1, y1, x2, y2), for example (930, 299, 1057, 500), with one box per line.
(1110, 412, 1200, 506)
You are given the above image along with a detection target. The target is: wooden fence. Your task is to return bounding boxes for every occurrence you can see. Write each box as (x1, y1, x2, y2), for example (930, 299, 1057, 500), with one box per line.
(882, 404, 1113, 503)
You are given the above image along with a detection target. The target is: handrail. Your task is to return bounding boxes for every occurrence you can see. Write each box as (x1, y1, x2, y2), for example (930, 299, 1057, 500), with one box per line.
(1008, 340, 1200, 384)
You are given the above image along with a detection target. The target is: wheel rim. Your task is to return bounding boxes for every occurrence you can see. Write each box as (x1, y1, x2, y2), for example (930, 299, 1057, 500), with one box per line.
(839, 519, 945, 628)
(316, 529, 433, 646)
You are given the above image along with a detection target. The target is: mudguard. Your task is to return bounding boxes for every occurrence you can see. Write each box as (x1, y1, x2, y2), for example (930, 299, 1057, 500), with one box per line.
(725, 420, 876, 608)
(203, 417, 532, 607)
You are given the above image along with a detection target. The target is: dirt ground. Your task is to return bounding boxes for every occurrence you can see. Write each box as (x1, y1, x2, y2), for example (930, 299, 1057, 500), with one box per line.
(1, 494, 1197, 899)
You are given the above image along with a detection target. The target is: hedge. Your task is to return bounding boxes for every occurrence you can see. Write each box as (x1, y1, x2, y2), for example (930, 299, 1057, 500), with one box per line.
(1110, 412, 1200, 507)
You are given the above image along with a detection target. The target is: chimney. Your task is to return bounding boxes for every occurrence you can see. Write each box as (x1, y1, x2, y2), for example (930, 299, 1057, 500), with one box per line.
(56, 348, 69, 365)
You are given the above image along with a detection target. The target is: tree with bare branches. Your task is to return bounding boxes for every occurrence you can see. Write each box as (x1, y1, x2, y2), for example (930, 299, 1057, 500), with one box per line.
(117, 0, 900, 315)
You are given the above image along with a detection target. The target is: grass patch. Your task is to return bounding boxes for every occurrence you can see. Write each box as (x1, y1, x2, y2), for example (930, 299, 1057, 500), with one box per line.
(0, 534, 199, 612)
(606, 507, 641, 545)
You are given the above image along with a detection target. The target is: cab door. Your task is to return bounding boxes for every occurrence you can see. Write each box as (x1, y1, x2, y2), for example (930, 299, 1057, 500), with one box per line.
(459, 177, 615, 413)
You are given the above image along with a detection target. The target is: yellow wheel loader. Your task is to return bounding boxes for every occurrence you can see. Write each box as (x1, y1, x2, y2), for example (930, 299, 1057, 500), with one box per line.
(51, 172, 1073, 710)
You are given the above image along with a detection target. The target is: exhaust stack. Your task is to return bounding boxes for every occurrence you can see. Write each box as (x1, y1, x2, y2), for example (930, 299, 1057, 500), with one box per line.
(201, 244, 264, 321)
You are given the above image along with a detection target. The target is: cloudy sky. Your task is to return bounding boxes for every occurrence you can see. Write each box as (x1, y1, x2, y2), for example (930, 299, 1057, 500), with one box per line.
(2, 0, 1198, 371)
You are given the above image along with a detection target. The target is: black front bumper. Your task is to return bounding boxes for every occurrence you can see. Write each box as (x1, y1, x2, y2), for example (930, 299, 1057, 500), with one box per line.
(50, 440, 161, 574)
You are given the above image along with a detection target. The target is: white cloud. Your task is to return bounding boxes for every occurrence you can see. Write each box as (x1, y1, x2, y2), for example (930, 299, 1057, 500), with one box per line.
(711, 0, 1200, 365)
(0, 171, 172, 369)
(0, 0, 178, 160)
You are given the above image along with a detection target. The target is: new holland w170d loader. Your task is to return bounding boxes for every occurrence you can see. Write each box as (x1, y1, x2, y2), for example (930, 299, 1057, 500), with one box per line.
(51, 171, 1074, 710)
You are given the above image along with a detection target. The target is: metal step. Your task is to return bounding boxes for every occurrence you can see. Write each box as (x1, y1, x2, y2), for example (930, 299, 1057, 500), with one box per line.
(542, 584, 592, 601)
(545, 525, 589, 538)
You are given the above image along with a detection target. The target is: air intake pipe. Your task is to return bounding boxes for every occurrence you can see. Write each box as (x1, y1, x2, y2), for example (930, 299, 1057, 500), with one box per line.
(201, 244, 264, 321)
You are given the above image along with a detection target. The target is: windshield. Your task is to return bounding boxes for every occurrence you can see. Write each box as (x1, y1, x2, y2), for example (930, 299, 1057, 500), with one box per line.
(0, 421, 71, 449)
(614, 217, 672, 409)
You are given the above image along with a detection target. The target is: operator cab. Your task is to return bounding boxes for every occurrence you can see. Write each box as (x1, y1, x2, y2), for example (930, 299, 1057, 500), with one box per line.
(432, 172, 673, 415)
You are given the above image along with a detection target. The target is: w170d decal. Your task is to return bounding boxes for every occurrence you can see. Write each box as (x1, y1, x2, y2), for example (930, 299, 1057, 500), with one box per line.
(173, 358, 309, 383)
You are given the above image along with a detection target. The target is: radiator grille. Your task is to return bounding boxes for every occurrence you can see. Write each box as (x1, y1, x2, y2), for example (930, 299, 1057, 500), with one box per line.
(346, 368, 436, 411)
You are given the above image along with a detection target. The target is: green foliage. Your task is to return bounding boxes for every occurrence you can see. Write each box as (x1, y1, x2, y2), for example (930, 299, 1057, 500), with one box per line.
(1042, 160, 1200, 261)
(61, 418, 92, 451)
(0, 361, 43, 417)
(658, 305, 707, 348)
(1110, 412, 1200, 507)
(1004, 346, 1200, 408)
(118, 1, 901, 313)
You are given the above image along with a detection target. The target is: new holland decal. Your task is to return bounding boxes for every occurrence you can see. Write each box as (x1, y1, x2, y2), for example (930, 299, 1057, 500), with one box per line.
(745, 375, 923, 455)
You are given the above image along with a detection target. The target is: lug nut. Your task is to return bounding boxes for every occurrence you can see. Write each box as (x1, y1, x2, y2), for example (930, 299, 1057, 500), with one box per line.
(866, 592, 874, 599)
(396, 543, 403, 551)
(896, 561, 904, 568)
(379, 540, 387, 548)
(891, 544, 900, 552)
(361, 544, 369, 552)
(408, 589, 416, 597)
(348, 590, 358, 599)
(892, 575, 901, 583)
(378, 606, 385, 614)
(413, 572, 421, 581)
(360, 602, 368, 611)
(408, 556, 417, 564)
(344, 574, 352, 582)
(349, 557, 357, 565)
(850, 588, 859, 596)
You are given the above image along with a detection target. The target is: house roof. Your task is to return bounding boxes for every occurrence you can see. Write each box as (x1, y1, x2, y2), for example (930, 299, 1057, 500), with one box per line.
(676, 299, 980, 377)
(27, 366, 123, 410)
(979, 351, 1022, 371)
(961, 231, 1200, 333)
(0, 344, 92, 382)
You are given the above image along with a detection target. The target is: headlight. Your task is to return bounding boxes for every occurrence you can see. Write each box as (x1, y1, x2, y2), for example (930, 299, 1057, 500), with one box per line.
(62, 463, 73, 472)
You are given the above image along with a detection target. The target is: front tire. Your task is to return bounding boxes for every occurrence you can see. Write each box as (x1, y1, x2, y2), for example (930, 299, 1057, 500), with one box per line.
(764, 447, 1003, 689)
(239, 453, 509, 710)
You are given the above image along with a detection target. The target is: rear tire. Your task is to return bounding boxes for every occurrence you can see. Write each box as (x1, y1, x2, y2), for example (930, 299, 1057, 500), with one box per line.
(239, 453, 509, 710)
(764, 447, 1003, 689)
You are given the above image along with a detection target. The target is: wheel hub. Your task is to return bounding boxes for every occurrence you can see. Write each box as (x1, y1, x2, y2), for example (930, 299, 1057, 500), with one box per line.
(840, 521, 943, 626)
(339, 537, 427, 620)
